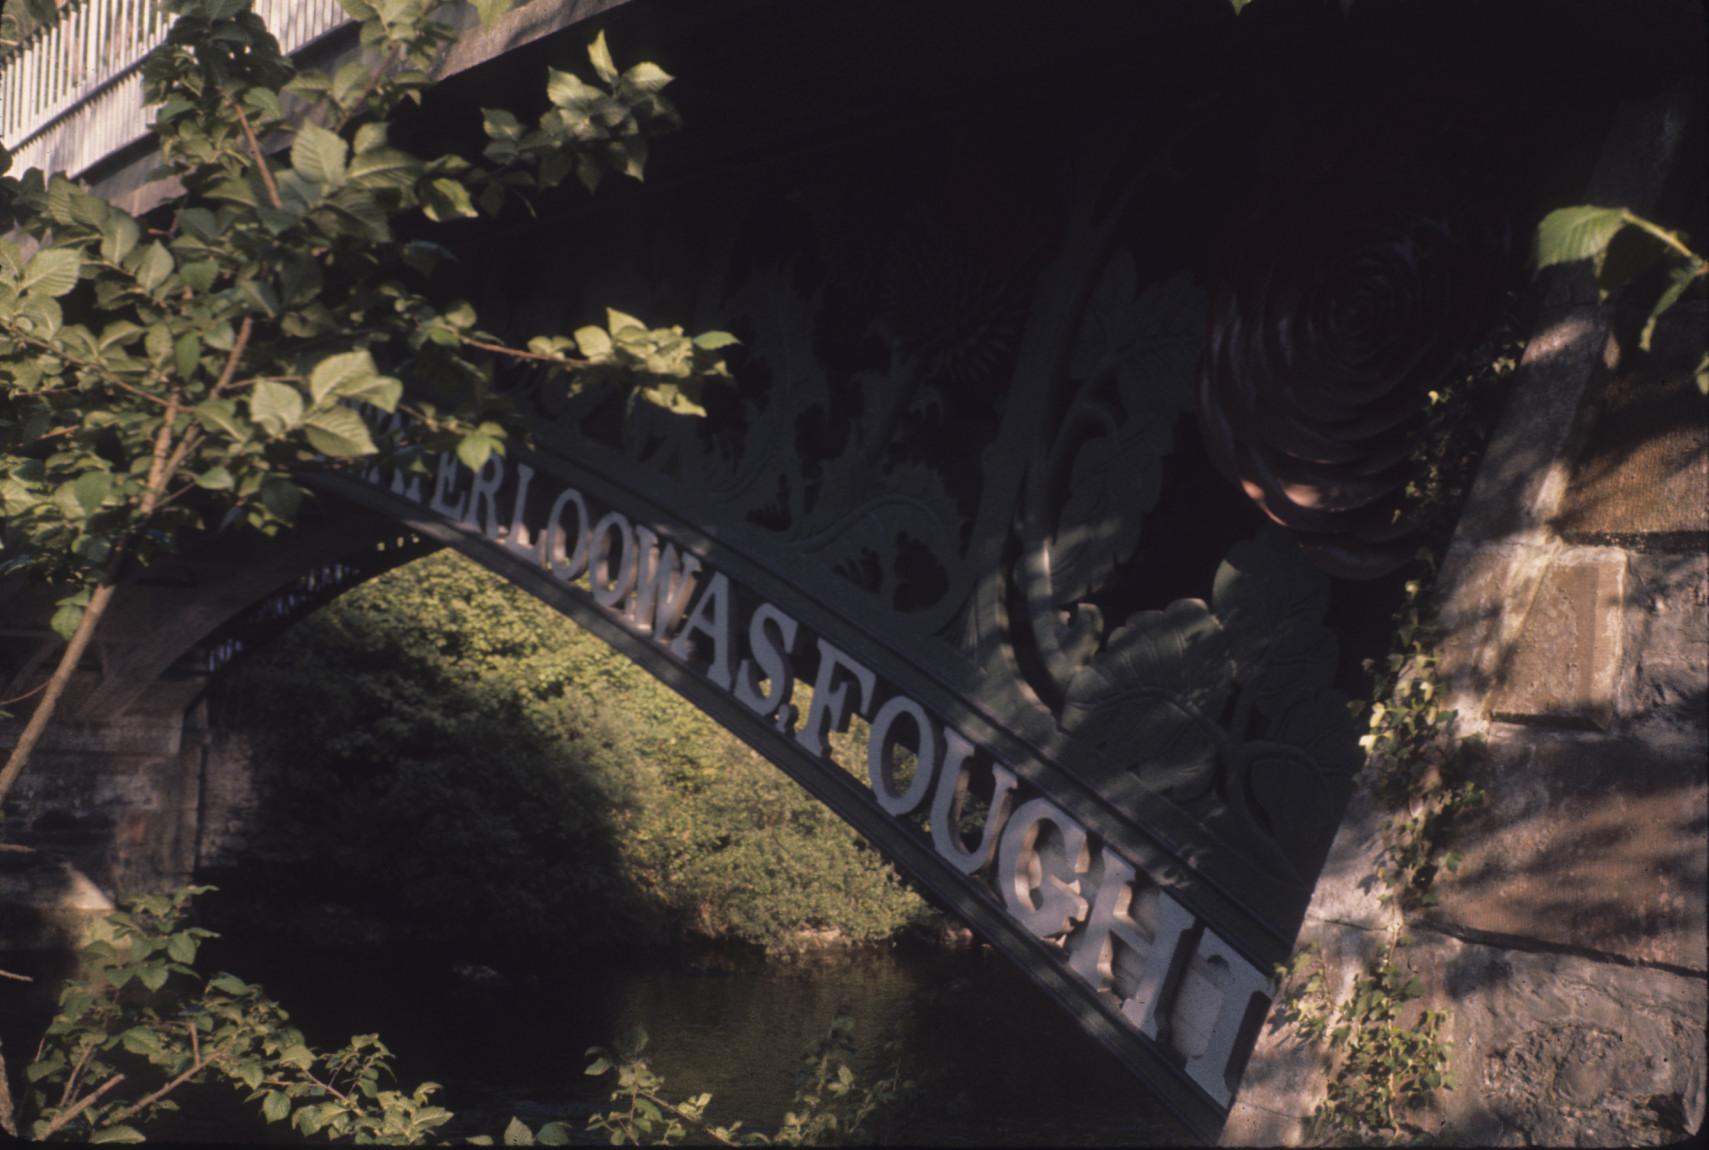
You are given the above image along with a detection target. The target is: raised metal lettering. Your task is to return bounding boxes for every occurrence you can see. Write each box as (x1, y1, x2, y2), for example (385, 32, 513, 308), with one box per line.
(1174, 929, 1273, 1108)
(734, 602, 799, 723)
(428, 452, 465, 519)
(668, 570, 735, 690)
(462, 454, 505, 538)
(929, 730, 1017, 875)
(794, 639, 876, 759)
(588, 510, 637, 609)
(997, 798, 1090, 938)
(502, 462, 536, 555)
(866, 694, 937, 815)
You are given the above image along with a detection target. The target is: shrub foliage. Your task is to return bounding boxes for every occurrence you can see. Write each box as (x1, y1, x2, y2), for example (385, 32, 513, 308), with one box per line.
(226, 550, 927, 957)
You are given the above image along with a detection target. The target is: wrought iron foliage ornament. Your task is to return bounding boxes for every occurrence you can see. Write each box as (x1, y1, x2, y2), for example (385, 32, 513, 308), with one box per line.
(1197, 169, 1509, 578)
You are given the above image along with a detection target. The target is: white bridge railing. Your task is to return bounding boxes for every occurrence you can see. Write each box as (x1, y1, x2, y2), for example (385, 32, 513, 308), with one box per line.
(1, 0, 351, 180)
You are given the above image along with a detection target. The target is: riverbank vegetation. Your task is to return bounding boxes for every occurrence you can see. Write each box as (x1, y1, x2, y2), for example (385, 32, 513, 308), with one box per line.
(12, 885, 911, 1144)
(215, 549, 932, 962)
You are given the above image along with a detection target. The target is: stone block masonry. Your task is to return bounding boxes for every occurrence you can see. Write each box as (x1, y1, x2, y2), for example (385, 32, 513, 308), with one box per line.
(1224, 91, 1707, 1146)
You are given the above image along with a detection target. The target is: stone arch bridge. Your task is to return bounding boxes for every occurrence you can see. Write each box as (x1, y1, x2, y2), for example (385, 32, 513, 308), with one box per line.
(4, 1, 1706, 1143)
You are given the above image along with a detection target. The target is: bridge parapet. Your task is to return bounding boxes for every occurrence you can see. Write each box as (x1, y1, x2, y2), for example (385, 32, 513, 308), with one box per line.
(0, 0, 349, 179)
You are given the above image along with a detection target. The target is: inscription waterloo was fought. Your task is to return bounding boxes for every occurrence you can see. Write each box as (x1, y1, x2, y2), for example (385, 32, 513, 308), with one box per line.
(298, 85, 1422, 1128)
(343, 442, 1276, 1112)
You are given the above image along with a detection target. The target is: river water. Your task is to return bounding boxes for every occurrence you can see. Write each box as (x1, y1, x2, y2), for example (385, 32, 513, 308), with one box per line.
(4, 922, 1191, 1145)
(19, 928, 1187, 1146)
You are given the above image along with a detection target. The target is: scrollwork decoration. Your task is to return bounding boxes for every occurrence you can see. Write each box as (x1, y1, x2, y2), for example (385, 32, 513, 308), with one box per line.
(1016, 258, 1204, 690)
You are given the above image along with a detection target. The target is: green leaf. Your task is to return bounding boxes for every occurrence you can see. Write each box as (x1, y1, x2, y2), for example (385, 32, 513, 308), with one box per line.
(422, 178, 477, 222)
(587, 31, 618, 84)
(25, 1055, 65, 1083)
(0, 239, 20, 285)
(50, 602, 84, 641)
(401, 240, 454, 275)
(622, 62, 672, 93)
(536, 1123, 572, 1147)
(20, 248, 81, 297)
(308, 349, 377, 406)
(584, 1056, 612, 1076)
(89, 1126, 146, 1144)
(175, 332, 203, 381)
(606, 307, 644, 334)
(483, 108, 523, 142)
(240, 278, 281, 318)
(101, 215, 141, 263)
(353, 122, 388, 154)
(195, 399, 249, 442)
(260, 476, 303, 521)
(692, 330, 740, 350)
(251, 380, 305, 435)
(574, 325, 612, 359)
(293, 123, 350, 188)
(121, 1026, 165, 1055)
(504, 1116, 536, 1146)
(277, 1043, 316, 1070)
(73, 471, 111, 514)
(456, 430, 500, 471)
(234, 1059, 265, 1091)
(546, 67, 600, 111)
(348, 147, 421, 191)
(135, 241, 175, 293)
(167, 932, 198, 963)
(137, 962, 169, 991)
(1535, 206, 1628, 269)
(180, 260, 219, 294)
(304, 406, 379, 457)
(263, 1089, 292, 1123)
(194, 466, 235, 491)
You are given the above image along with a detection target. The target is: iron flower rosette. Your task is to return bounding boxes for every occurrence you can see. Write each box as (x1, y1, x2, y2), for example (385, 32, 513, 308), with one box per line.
(1198, 172, 1507, 578)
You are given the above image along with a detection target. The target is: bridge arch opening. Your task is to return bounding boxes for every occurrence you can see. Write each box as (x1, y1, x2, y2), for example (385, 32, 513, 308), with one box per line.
(182, 541, 1201, 1145)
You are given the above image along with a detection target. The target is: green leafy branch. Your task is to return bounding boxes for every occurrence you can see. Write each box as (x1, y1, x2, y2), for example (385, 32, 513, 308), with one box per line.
(0, 0, 736, 818)
(1307, 942, 1453, 1144)
(20, 885, 909, 1146)
(1272, 938, 1454, 1145)
(1536, 204, 1709, 392)
(542, 1013, 906, 1147)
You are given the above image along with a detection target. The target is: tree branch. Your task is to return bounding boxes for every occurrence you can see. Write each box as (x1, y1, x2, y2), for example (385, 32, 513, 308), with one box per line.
(1622, 209, 1709, 269)
(61, 1037, 97, 1110)
(103, 1048, 227, 1128)
(0, 581, 120, 809)
(211, 317, 256, 397)
(0, 1036, 14, 1139)
(138, 399, 182, 520)
(229, 99, 285, 211)
(458, 334, 587, 366)
(0, 318, 174, 408)
(0, 680, 49, 708)
(34, 1073, 125, 1140)
(0, 393, 182, 808)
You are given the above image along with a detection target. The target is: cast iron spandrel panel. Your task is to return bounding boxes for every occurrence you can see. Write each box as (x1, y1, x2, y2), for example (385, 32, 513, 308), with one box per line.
(367, 0, 1605, 1134)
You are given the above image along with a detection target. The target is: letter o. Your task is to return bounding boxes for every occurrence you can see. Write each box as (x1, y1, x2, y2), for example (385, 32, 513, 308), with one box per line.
(866, 694, 938, 815)
(541, 487, 591, 582)
(589, 511, 638, 608)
